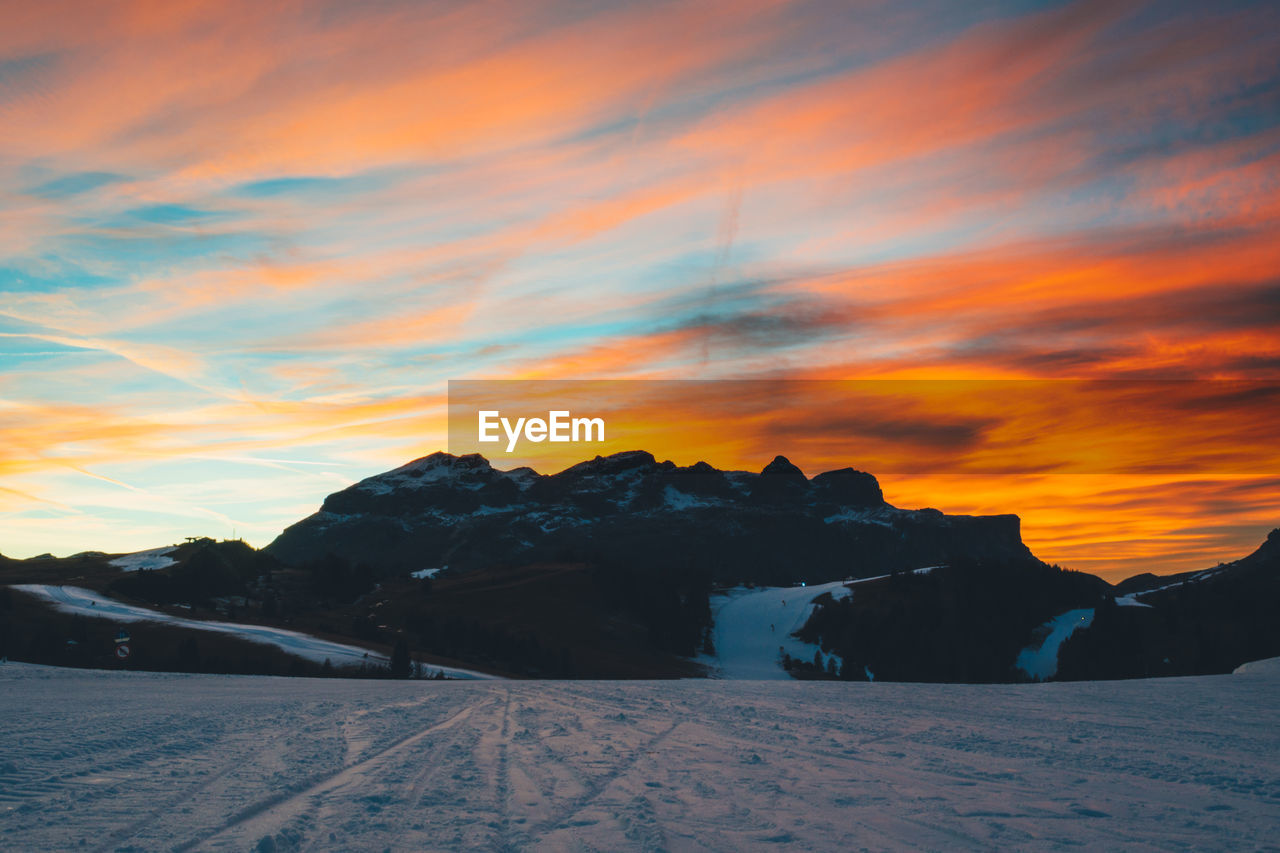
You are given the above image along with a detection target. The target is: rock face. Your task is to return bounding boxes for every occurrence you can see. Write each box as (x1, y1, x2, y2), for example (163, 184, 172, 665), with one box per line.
(267, 451, 1032, 583)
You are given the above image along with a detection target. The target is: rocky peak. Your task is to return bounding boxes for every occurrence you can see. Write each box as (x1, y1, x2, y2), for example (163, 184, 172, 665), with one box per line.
(811, 467, 883, 507)
(271, 449, 1031, 579)
(759, 455, 807, 483)
(555, 450, 662, 480)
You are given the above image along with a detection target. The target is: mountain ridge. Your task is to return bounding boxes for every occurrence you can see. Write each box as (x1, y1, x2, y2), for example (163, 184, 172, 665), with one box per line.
(266, 450, 1031, 584)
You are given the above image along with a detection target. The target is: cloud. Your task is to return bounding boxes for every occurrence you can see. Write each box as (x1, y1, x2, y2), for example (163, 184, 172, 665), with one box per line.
(1, 0, 1277, 573)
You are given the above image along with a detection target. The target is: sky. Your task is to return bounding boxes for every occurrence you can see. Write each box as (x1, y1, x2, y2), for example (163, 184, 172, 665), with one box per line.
(1, 0, 1278, 580)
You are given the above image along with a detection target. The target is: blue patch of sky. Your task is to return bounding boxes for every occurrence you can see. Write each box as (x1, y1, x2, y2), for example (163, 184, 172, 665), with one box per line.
(25, 170, 128, 199)
(55, 228, 273, 268)
(0, 333, 97, 357)
(230, 166, 408, 199)
(558, 0, 1071, 151)
(1110, 0, 1274, 39)
(124, 203, 236, 226)
(0, 52, 57, 81)
(0, 51, 58, 106)
(0, 260, 121, 293)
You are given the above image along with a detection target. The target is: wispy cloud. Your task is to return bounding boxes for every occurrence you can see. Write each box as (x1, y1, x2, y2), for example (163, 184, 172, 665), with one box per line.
(1, 0, 1277, 573)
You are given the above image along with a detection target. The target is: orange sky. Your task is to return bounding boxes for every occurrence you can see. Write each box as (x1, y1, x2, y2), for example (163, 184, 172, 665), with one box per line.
(1, 0, 1278, 579)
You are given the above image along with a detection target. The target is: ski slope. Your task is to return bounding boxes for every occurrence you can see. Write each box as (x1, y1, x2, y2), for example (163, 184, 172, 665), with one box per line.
(11, 584, 495, 679)
(711, 580, 849, 678)
(1015, 608, 1096, 681)
(1, 661, 1277, 850)
(107, 546, 176, 572)
(711, 569, 938, 679)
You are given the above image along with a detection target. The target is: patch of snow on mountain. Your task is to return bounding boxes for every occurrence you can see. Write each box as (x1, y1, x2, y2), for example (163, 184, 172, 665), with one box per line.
(663, 485, 707, 510)
(1016, 608, 1095, 681)
(108, 546, 176, 572)
(829, 583, 854, 602)
(354, 454, 506, 495)
(411, 567, 444, 579)
(710, 580, 852, 679)
(710, 568, 942, 680)
(1122, 565, 1232, 605)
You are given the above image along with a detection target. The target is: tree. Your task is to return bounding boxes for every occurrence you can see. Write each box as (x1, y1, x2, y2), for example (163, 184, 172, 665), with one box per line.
(390, 638, 411, 678)
(178, 637, 202, 671)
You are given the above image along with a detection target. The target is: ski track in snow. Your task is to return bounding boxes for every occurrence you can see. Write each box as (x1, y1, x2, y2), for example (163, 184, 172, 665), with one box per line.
(1, 662, 1278, 851)
(11, 585, 495, 680)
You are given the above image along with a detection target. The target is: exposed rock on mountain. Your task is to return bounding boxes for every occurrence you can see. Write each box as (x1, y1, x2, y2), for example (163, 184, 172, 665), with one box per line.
(267, 451, 1031, 584)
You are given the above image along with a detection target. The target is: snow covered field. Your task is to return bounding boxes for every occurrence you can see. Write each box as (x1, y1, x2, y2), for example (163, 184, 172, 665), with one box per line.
(2, 662, 1277, 851)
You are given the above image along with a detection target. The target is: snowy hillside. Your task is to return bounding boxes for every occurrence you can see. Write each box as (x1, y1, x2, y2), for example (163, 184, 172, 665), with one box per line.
(107, 546, 176, 572)
(710, 570, 938, 679)
(1, 662, 1277, 850)
(13, 584, 495, 679)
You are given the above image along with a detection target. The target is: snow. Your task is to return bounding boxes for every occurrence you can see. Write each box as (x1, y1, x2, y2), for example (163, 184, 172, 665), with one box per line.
(1118, 566, 1230, 607)
(710, 580, 851, 679)
(823, 508, 892, 527)
(0, 662, 1276, 850)
(662, 485, 706, 510)
(11, 585, 495, 679)
(709, 569, 941, 681)
(411, 567, 445, 579)
(1234, 656, 1280, 676)
(1016, 608, 1096, 681)
(107, 546, 176, 572)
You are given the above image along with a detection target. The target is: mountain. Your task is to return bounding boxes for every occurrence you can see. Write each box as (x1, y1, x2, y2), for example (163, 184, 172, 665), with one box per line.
(1054, 528, 1280, 680)
(7, 451, 1273, 683)
(267, 450, 1031, 585)
(791, 529, 1280, 683)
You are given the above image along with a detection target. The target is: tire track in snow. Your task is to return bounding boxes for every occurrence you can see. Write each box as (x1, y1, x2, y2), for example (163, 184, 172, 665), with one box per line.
(176, 697, 490, 851)
(90, 758, 241, 853)
(539, 719, 683, 836)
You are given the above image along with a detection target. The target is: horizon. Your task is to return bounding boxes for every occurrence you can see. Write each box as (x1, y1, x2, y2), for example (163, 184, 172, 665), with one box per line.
(2, 0, 1278, 577)
(9, 444, 1276, 584)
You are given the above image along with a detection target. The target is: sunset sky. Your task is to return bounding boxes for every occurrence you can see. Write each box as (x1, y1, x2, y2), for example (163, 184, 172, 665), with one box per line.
(2, 0, 1278, 579)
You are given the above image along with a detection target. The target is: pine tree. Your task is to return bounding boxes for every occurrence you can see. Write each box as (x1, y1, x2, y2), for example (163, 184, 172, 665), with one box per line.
(390, 638, 411, 678)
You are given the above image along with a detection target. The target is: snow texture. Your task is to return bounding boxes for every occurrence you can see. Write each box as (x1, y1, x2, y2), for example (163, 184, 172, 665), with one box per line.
(107, 546, 176, 572)
(12, 585, 494, 679)
(1, 661, 1277, 850)
(1016, 608, 1096, 681)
